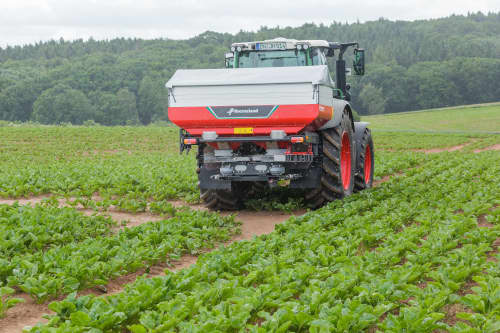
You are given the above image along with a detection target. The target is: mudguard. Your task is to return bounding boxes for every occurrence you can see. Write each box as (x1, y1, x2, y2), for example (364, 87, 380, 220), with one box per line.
(318, 99, 353, 131)
(199, 168, 231, 190)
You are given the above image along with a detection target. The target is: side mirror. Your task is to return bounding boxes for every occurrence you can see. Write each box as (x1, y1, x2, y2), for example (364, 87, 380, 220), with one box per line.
(326, 47, 335, 57)
(353, 49, 365, 75)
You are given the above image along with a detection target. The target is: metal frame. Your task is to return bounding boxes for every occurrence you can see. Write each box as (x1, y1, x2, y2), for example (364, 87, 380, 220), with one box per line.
(199, 135, 305, 143)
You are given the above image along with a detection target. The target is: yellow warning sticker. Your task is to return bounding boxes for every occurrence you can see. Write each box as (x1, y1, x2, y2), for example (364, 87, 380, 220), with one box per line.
(234, 127, 253, 134)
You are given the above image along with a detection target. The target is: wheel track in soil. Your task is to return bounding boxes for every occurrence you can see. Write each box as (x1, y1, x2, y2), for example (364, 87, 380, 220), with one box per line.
(0, 166, 419, 332)
(379, 138, 500, 154)
(411, 141, 474, 154)
(473, 143, 500, 153)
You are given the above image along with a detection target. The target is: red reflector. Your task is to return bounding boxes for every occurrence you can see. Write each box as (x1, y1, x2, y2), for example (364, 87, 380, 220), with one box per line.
(290, 136, 304, 143)
(183, 138, 197, 145)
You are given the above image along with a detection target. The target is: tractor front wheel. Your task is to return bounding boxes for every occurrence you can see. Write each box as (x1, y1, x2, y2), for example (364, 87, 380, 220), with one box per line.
(354, 128, 374, 191)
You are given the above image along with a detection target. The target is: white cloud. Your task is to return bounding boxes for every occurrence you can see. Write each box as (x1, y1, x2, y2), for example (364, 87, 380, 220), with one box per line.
(0, 0, 498, 47)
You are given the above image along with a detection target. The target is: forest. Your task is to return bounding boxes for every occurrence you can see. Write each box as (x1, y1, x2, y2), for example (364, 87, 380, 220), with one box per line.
(0, 12, 499, 125)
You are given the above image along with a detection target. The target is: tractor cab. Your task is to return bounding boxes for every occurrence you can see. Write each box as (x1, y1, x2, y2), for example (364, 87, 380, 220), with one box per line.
(226, 37, 365, 101)
(226, 38, 330, 68)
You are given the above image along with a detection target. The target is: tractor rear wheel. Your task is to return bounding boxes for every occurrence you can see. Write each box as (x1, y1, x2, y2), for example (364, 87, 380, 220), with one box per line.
(251, 181, 268, 194)
(200, 182, 248, 210)
(354, 128, 374, 191)
(306, 109, 355, 208)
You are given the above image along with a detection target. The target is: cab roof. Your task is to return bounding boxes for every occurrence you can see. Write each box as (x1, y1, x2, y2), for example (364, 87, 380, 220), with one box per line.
(230, 37, 330, 51)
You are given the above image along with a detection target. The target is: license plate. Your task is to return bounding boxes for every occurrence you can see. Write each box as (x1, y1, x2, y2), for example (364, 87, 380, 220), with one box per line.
(234, 127, 253, 134)
(256, 42, 287, 50)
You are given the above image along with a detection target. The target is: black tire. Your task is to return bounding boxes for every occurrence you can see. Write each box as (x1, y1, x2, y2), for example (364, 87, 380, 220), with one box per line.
(354, 128, 374, 191)
(307, 109, 355, 209)
(250, 181, 268, 196)
(200, 182, 249, 210)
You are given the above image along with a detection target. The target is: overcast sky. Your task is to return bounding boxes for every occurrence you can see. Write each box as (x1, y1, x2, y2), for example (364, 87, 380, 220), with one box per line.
(1, 0, 499, 48)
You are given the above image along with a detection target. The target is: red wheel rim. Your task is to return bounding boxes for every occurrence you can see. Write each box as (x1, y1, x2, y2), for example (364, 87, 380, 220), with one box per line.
(341, 132, 352, 190)
(364, 145, 372, 184)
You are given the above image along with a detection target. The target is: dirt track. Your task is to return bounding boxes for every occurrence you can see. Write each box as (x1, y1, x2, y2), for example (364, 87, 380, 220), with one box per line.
(474, 143, 500, 153)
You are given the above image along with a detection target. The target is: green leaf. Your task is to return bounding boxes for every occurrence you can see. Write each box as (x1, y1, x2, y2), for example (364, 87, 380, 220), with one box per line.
(128, 324, 147, 333)
(70, 311, 92, 326)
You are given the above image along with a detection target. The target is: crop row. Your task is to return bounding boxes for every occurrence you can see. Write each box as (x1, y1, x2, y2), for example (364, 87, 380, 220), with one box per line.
(0, 126, 179, 165)
(374, 131, 500, 154)
(1, 127, 495, 161)
(0, 203, 115, 257)
(27, 151, 499, 332)
(373, 132, 475, 151)
(0, 150, 432, 216)
(0, 153, 199, 203)
(1, 125, 442, 212)
(1, 206, 240, 304)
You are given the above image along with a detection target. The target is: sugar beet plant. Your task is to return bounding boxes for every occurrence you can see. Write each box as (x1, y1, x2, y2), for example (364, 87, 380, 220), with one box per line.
(27, 151, 500, 332)
(1, 205, 240, 304)
(0, 126, 199, 204)
(0, 153, 199, 204)
(1, 150, 421, 212)
(0, 203, 116, 257)
(0, 285, 24, 319)
(1, 127, 439, 213)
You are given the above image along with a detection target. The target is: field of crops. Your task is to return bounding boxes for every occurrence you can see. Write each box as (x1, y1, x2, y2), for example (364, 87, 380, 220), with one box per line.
(0, 118, 499, 332)
(363, 103, 500, 133)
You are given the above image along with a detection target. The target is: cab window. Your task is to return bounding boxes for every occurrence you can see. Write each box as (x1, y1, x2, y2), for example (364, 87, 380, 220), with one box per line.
(311, 48, 327, 65)
(238, 50, 307, 68)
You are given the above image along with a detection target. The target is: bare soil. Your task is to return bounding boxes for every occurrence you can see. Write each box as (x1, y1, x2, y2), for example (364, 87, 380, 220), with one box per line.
(0, 196, 167, 231)
(440, 303, 474, 327)
(373, 170, 406, 187)
(105, 211, 166, 229)
(486, 237, 500, 263)
(477, 214, 494, 228)
(456, 278, 479, 297)
(229, 210, 302, 240)
(0, 195, 52, 206)
(474, 143, 500, 153)
(82, 149, 132, 156)
(373, 175, 391, 186)
(0, 294, 50, 333)
(415, 143, 469, 154)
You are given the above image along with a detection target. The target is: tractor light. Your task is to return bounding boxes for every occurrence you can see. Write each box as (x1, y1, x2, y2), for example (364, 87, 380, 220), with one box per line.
(236, 46, 242, 52)
(183, 138, 197, 145)
(220, 165, 234, 176)
(231, 46, 236, 52)
(303, 44, 309, 50)
(255, 164, 268, 173)
(296, 44, 303, 50)
(290, 137, 304, 143)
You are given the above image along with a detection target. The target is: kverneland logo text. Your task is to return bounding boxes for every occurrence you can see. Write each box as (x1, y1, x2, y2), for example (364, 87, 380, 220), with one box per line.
(227, 108, 259, 115)
(209, 105, 276, 119)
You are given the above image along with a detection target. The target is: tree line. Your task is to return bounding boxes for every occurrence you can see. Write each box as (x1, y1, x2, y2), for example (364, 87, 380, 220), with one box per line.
(0, 11, 498, 124)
